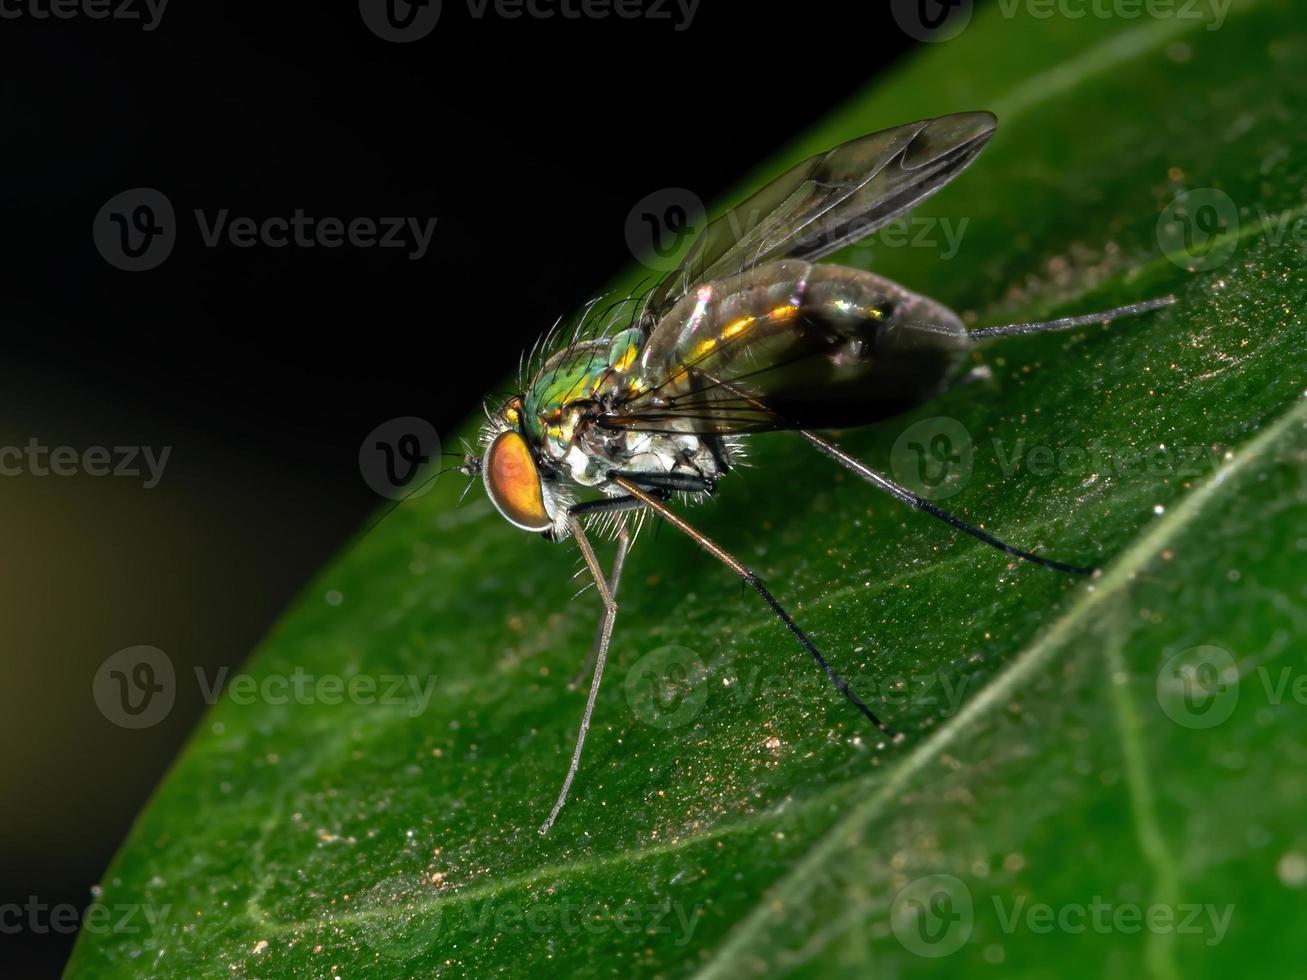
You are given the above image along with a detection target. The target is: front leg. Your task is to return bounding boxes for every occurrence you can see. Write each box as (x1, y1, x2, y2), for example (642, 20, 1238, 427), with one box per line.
(570, 517, 633, 690)
(538, 512, 629, 836)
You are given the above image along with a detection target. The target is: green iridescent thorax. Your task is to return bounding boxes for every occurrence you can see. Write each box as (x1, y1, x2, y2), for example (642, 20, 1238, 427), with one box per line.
(521, 329, 644, 446)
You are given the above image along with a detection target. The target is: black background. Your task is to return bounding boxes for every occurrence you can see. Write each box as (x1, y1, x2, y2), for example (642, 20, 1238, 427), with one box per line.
(0, 0, 922, 973)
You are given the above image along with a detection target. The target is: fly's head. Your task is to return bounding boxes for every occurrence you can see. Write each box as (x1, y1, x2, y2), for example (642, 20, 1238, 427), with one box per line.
(463, 395, 574, 540)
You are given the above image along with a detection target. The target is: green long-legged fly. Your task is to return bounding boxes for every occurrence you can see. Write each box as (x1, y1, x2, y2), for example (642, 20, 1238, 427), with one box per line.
(457, 111, 1174, 834)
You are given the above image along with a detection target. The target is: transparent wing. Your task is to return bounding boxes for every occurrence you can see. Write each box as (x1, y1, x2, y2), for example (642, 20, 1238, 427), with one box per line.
(641, 111, 997, 325)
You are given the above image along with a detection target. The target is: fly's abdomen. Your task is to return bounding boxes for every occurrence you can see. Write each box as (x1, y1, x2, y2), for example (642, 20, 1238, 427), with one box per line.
(635, 259, 971, 431)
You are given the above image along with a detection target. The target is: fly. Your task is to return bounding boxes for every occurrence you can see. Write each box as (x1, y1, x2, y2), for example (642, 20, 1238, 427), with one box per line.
(455, 112, 1174, 834)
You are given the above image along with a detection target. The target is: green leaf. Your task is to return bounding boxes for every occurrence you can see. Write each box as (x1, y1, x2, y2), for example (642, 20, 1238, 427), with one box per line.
(69, 3, 1307, 977)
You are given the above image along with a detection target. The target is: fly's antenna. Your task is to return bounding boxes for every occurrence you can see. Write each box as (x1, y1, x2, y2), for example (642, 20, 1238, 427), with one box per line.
(968, 295, 1175, 340)
(455, 437, 480, 505)
(356, 462, 463, 543)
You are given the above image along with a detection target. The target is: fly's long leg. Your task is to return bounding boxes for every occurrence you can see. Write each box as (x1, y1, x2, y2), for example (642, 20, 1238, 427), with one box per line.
(701, 374, 1094, 574)
(968, 295, 1175, 339)
(610, 474, 897, 738)
(800, 430, 1093, 575)
(539, 513, 629, 837)
(570, 514, 633, 690)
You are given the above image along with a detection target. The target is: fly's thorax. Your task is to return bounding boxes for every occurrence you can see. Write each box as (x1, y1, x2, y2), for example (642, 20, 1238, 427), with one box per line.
(521, 339, 611, 448)
(517, 328, 650, 486)
(521, 330, 647, 446)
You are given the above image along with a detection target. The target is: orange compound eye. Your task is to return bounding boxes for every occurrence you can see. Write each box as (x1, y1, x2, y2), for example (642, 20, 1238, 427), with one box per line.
(483, 431, 553, 532)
